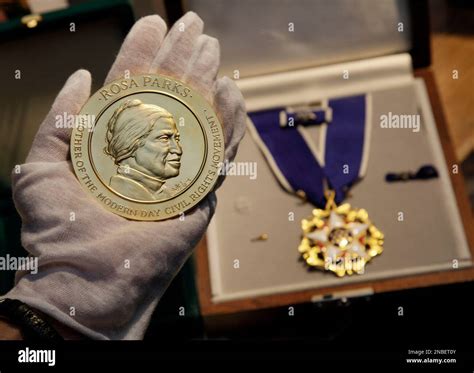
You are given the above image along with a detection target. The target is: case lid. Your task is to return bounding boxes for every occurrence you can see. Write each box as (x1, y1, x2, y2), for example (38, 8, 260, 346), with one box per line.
(173, 0, 430, 78)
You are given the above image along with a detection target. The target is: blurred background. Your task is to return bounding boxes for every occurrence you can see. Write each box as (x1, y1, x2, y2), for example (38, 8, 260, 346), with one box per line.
(0, 0, 472, 203)
(0, 0, 472, 341)
(429, 0, 474, 207)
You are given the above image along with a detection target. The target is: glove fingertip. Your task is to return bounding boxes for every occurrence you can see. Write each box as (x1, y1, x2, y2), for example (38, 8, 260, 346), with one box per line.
(215, 76, 246, 145)
(179, 11, 204, 31)
(53, 69, 92, 111)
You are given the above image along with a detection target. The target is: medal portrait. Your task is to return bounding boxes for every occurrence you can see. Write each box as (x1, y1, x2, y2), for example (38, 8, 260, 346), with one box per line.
(103, 99, 183, 201)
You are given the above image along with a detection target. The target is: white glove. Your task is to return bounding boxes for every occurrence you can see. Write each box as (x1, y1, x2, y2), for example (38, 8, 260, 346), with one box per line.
(2, 12, 246, 340)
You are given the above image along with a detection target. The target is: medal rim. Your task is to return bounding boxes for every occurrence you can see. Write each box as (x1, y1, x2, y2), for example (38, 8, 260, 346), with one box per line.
(70, 73, 224, 221)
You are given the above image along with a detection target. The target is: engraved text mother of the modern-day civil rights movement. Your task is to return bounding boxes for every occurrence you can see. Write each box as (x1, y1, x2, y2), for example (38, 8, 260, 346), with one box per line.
(99, 76, 192, 101)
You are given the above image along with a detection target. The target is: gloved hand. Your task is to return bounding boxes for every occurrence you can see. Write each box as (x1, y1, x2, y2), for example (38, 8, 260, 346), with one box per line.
(2, 12, 246, 340)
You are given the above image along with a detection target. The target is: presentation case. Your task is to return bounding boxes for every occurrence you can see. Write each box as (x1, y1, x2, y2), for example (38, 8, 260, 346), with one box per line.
(167, 0, 474, 331)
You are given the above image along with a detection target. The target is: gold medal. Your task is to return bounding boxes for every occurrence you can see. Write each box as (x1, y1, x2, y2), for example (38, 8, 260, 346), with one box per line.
(70, 74, 224, 221)
(298, 191, 384, 277)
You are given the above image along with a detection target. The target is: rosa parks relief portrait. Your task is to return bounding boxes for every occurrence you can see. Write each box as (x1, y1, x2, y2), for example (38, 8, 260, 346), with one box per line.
(103, 99, 183, 201)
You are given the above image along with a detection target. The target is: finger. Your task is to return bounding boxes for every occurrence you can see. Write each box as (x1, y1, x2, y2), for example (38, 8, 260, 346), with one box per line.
(214, 77, 246, 154)
(27, 69, 92, 163)
(212, 77, 246, 191)
(105, 15, 167, 84)
(151, 12, 204, 79)
(182, 34, 220, 101)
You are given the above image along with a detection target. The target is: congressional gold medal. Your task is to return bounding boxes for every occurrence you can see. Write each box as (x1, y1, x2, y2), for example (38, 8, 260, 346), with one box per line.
(71, 74, 224, 221)
(298, 191, 384, 277)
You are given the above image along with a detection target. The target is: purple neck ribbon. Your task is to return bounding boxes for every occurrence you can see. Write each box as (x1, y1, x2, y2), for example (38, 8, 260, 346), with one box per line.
(248, 95, 366, 208)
